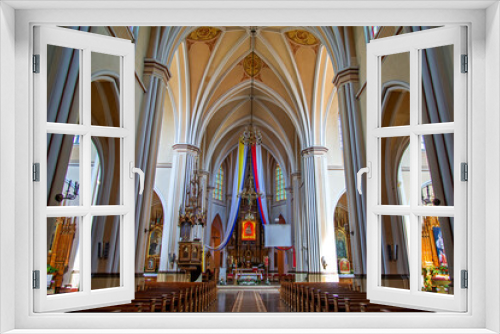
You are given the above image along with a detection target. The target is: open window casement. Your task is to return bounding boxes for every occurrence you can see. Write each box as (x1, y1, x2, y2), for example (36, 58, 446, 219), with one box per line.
(33, 26, 138, 312)
(364, 26, 467, 312)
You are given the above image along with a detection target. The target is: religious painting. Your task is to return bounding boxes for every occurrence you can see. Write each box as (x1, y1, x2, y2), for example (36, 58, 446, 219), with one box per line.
(148, 229, 162, 256)
(146, 257, 155, 271)
(336, 231, 348, 259)
(191, 245, 199, 261)
(432, 227, 448, 267)
(241, 220, 256, 241)
(339, 258, 351, 274)
(179, 244, 191, 262)
(180, 221, 191, 241)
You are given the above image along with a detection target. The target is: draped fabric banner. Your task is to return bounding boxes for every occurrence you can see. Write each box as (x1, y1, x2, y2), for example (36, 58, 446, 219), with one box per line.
(250, 143, 296, 266)
(205, 140, 248, 251)
(250, 144, 270, 226)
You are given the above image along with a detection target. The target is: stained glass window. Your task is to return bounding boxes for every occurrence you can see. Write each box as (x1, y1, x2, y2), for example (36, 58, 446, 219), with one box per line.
(275, 165, 286, 201)
(213, 167, 223, 200)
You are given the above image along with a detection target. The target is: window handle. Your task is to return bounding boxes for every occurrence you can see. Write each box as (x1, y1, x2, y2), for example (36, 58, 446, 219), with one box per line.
(129, 162, 145, 195)
(356, 162, 372, 195)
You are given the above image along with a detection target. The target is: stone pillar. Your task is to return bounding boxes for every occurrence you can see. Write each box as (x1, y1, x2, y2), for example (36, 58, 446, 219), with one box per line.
(302, 146, 339, 282)
(266, 195, 273, 220)
(285, 187, 293, 225)
(334, 67, 367, 277)
(134, 55, 172, 276)
(205, 185, 215, 243)
(291, 172, 305, 280)
(157, 144, 199, 281)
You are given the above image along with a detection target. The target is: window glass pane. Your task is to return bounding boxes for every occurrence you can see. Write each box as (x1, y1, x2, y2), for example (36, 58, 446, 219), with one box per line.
(47, 45, 80, 124)
(91, 137, 121, 206)
(420, 134, 454, 206)
(381, 136, 410, 205)
(91, 52, 121, 127)
(91, 215, 121, 290)
(421, 216, 454, 295)
(381, 52, 410, 127)
(396, 145, 411, 206)
(380, 215, 410, 290)
(47, 134, 81, 206)
(47, 217, 81, 295)
(275, 165, 286, 201)
(421, 45, 454, 124)
(213, 167, 224, 200)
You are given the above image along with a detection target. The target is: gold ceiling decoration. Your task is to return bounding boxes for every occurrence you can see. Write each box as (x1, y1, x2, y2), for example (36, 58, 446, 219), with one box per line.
(243, 52, 263, 77)
(187, 27, 221, 41)
(286, 30, 320, 46)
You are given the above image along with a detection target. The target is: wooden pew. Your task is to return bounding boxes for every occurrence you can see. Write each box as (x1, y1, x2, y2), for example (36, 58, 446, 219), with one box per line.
(285, 282, 425, 313)
(74, 281, 217, 313)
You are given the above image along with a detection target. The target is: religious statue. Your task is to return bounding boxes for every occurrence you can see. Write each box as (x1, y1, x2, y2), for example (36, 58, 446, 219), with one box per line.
(148, 231, 161, 256)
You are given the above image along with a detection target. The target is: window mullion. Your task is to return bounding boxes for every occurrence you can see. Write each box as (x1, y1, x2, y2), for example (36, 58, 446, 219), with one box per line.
(82, 48, 92, 294)
(409, 47, 420, 294)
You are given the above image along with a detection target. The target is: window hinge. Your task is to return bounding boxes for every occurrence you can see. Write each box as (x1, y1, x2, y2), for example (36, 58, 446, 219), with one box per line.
(33, 54, 40, 73)
(33, 270, 40, 289)
(461, 162, 468, 181)
(461, 270, 468, 289)
(33, 163, 40, 182)
(461, 54, 468, 73)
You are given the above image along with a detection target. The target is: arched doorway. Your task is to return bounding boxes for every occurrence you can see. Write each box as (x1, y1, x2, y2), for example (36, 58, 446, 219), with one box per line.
(209, 215, 223, 272)
(333, 192, 353, 275)
(144, 190, 164, 273)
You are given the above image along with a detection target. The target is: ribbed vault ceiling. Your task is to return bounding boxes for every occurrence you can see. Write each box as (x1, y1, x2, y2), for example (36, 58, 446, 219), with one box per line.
(164, 26, 343, 177)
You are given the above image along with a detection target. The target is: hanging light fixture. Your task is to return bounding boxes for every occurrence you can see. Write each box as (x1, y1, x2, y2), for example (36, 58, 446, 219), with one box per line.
(241, 27, 262, 146)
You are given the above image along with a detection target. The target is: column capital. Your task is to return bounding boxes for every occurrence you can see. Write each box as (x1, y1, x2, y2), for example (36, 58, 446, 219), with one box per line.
(198, 169, 209, 177)
(172, 143, 200, 155)
(301, 146, 328, 157)
(143, 58, 172, 83)
(333, 66, 359, 87)
(291, 171, 302, 179)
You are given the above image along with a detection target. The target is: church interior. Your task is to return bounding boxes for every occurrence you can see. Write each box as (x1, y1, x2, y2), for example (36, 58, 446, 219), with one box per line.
(45, 25, 454, 312)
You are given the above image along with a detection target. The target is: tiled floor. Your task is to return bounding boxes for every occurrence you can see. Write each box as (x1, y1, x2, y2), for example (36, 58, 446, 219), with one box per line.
(207, 287, 289, 312)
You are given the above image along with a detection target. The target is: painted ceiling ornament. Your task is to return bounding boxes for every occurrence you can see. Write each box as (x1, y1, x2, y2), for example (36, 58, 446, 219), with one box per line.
(187, 26, 221, 41)
(186, 27, 221, 52)
(286, 29, 320, 46)
(243, 52, 263, 77)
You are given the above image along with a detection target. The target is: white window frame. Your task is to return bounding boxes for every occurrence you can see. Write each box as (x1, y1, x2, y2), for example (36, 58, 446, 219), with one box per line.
(1, 2, 498, 333)
(33, 26, 136, 312)
(365, 26, 467, 312)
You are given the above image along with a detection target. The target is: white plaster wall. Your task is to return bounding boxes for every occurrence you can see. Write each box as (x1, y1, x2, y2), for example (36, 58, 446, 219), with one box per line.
(328, 169, 346, 209)
(154, 167, 172, 210)
(271, 202, 288, 224)
(210, 202, 227, 232)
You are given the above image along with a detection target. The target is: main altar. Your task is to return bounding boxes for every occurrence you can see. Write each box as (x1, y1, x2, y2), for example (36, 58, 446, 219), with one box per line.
(225, 174, 269, 285)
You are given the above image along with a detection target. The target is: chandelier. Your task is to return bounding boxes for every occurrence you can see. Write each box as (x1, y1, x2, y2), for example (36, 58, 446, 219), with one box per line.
(241, 27, 262, 147)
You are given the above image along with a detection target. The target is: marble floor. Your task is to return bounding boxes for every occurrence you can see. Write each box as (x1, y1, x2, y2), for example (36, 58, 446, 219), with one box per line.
(207, 287, 289, 312)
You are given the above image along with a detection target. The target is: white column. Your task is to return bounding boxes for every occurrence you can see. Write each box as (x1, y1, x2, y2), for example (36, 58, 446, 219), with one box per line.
(158, 144, 199, 278)
(134, 57, 171, 274)
(291, 172, 304, 277)
(302, 146, 339, 282)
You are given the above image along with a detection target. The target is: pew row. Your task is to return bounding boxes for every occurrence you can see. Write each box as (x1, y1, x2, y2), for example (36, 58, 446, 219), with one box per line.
(74, 281, 217, 313)
(280, 282, 426, 313)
